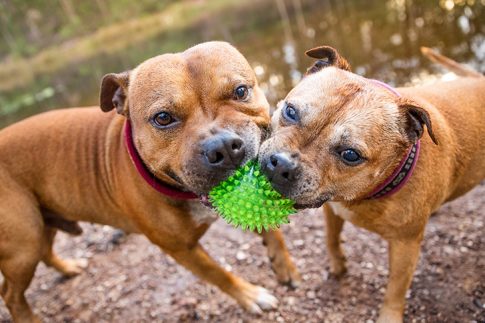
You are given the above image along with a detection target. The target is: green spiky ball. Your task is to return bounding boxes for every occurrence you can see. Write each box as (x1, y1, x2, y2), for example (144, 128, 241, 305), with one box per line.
(209, 160, 296, 232)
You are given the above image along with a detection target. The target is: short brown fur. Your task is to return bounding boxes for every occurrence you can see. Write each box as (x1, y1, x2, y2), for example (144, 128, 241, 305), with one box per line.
(260, 46, 485, 322)
(0, 42, 300, 322)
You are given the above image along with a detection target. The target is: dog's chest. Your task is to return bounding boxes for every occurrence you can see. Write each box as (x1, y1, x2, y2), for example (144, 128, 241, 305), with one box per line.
(187, 201, 219, 225)
(329, 202, 356, 221)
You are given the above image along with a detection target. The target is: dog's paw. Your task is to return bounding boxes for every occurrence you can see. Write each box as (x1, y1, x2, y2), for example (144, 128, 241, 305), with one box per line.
(328, 260, 347, 279)
(377, 309, 403, 323)
(271, 258, 301, 288)
(236, 282, 278, 314)
(254, 286, 278, 311)
(59, 258, 88, 277)
(246, 287, 278, 314)
(328, 267, 347, 279)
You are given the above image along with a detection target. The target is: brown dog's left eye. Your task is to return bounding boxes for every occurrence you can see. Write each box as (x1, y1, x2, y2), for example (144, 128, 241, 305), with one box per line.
(340, 149, 363, 166)
(153, 112, 176, 128)
(234, 85, 249, 101)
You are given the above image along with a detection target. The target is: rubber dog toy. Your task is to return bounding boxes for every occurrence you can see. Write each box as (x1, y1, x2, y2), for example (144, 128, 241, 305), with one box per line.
(209, 160, 296, 232)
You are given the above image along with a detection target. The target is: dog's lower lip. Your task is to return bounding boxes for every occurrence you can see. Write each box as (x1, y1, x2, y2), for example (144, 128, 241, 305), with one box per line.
(294, 202, 324, 209)
(293, 195, 330, 209)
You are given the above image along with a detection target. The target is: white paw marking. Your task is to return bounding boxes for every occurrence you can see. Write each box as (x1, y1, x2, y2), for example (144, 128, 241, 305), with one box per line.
(255, 287, 278, 310)
(248, 302, 263, 315)
(74, 258, 88, 269)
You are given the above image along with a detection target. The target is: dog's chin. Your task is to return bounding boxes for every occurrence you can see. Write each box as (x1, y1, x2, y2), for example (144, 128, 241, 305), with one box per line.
(181, 175, 225, 195)
(293, 194, 331, 210)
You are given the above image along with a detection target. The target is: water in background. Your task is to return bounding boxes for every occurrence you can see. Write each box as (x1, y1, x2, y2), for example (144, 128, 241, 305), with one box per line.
(0, 0, 484, 127)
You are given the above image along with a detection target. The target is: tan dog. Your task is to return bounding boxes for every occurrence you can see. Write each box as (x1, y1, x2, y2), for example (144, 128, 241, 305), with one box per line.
(0, 41, 300, 322)
(259, 46, 485, 322)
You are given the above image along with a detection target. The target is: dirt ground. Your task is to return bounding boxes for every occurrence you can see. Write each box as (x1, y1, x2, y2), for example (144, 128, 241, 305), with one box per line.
(1, 183, 484, 323)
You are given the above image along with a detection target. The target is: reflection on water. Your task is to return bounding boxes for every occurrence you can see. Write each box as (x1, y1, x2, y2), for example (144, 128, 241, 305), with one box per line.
(0, 0, 484, 127)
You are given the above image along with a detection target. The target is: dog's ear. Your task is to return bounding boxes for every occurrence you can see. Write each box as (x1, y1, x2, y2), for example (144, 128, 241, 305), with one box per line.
(305, 46, 351, 74)
(400, 102, 438, 145)
(100, 71, 130, 116)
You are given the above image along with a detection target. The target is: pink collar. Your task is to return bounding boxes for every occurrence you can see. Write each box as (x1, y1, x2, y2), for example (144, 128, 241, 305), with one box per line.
(365, 141, 420, 199)
(369, 79, 401, 97)
(365, 79, 420, 199)
(124, 121, 198, 200)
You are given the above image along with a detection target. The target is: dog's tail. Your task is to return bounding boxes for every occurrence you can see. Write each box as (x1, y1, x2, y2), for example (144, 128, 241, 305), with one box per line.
(421, 47, 482, 78)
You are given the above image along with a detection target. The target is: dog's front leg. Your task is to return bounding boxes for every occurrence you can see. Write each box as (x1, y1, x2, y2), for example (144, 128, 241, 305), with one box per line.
(378, 238, 422, 323)
(323, 204, 347, 277)
(167, 243, 278, 314)
(259, 229, 301, 287)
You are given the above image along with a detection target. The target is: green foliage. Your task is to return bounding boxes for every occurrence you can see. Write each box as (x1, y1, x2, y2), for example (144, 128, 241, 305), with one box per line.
(0, 87, 54, 117)
(0, 0, 174, 59)
(209, 160, 296, 233)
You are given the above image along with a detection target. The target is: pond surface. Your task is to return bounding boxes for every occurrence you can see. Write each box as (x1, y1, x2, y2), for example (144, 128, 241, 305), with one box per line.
(1, 0, 484, 128)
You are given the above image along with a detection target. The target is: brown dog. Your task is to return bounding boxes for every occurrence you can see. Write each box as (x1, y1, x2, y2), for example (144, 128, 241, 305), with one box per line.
(259, 46, 485, 322)
(0, 41, 300, 322)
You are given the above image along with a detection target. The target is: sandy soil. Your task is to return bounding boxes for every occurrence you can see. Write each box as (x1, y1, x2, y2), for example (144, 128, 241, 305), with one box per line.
(1, 183, 484, 322)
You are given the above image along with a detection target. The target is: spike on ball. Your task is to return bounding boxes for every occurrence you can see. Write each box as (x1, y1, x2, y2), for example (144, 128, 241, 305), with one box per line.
(209, 160, 296, 233)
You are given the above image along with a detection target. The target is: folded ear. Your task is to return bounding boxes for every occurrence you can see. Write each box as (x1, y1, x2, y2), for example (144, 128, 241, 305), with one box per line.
(401, 102, 438, 145)
(305, 45, 351, 74)
(100, 71, 130, 116)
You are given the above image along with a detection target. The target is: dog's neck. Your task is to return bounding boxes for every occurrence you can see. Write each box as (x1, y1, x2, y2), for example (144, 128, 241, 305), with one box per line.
(365, 79, 420, 200)
(124, 121, 198, 200)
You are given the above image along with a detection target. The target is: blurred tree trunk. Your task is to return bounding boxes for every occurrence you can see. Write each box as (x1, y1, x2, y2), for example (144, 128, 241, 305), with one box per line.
(26, 9, 42, 44)
(275, 0, 293, 43)
(95, 0, 109, 21)
(0, 2, 17, 54)
(292, 0, 307, 36)
(59, 0, 78, 24)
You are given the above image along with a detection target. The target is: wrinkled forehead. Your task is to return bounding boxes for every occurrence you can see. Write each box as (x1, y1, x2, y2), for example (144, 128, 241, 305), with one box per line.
(129, 44, 256, 104)
(182, 42, 255, 82)
(285, 67, 401, 116)
(285, 67, 365, 105)
(128, 54, 188, 107)
(283, 67, 402, 148)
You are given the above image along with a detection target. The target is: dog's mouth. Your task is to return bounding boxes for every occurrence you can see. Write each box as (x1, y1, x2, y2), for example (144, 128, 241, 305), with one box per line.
(200, 186, 332, 211)
(199, 194, 213, 208)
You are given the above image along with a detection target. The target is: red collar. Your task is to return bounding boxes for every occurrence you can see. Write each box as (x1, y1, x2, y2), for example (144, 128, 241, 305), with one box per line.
(365, 79, 420, 199)
(124, 121, 198, 200)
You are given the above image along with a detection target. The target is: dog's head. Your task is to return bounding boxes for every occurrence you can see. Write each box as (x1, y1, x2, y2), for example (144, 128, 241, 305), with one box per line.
(259, 45, 437, 208)
(100, 41, 270, 194)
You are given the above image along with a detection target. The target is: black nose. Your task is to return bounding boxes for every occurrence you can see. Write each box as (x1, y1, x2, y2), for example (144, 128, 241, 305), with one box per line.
(202, 132, 245, 169)
(263, 152, 299, 185)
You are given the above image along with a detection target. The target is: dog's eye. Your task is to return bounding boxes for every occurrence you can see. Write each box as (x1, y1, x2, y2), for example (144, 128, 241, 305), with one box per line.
(340, 149, 363, 165)
(282, 103, 299, 123)
(153, 112, 175, 128)
(234, 85, 249, 101)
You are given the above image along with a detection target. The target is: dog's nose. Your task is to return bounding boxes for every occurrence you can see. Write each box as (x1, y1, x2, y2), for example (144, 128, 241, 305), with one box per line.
(263, 152, 299, 185)
(202, 132, 245, 169)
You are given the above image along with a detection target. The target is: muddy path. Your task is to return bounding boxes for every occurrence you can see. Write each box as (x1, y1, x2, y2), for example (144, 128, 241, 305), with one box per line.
(1, 184, 484, 322)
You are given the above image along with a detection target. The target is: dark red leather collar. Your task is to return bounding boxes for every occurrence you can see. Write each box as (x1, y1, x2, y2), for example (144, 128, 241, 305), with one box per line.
(365, 79, 420, 199)
(124, 121, 198, 200)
